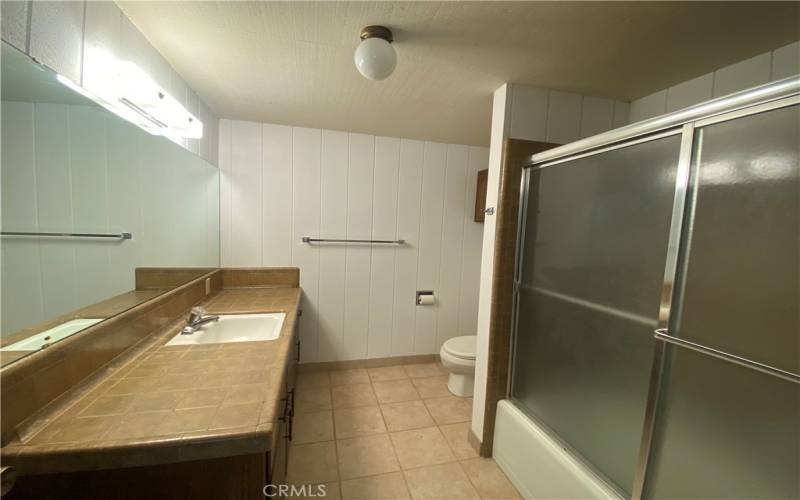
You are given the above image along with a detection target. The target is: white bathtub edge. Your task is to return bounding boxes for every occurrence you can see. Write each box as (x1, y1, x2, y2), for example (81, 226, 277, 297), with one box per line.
(493, 399, 623, 500)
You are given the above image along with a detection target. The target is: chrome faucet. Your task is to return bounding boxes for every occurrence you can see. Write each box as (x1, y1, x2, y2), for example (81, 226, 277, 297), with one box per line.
(181, 306, 219, 335)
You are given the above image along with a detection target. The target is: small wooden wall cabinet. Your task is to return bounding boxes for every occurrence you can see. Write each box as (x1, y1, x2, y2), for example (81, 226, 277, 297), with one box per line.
(474, 169, 489, 222)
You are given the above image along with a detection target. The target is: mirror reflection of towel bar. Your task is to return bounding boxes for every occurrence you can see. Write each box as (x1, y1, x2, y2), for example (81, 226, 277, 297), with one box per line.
(1, 231, 132, 240)
(302, 237, 404, 245)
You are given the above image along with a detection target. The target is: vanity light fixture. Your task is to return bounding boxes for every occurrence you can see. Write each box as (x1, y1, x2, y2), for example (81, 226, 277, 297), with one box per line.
(354, 25, 396, 81)
(78, 48, 203, 139)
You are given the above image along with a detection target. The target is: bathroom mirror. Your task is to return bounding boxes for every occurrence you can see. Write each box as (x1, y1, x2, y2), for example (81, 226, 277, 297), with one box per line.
(0, 42, 220, 367)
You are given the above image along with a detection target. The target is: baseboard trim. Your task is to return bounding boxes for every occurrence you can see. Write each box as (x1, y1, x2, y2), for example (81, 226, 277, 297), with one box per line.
(298, 354, 440, 372)
(469, 426, 493, 457)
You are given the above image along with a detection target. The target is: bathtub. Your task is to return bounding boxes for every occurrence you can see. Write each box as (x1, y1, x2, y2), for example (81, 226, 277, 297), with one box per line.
(493, 400, 622, 500)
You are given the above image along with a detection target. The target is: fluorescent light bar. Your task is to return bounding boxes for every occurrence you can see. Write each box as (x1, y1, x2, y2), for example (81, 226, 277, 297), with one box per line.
(78, 48, 203, 139)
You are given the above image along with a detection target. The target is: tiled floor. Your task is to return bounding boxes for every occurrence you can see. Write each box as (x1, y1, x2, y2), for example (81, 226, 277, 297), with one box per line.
(287, 363, 521, 500)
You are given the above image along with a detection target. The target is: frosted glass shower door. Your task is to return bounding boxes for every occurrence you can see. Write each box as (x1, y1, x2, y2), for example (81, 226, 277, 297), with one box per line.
(510, 134, 681, 495)
(645, 103, 799, 499)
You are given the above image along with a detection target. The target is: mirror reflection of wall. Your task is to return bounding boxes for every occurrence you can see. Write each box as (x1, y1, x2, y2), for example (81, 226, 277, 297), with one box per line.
(0, 42, 220, 364)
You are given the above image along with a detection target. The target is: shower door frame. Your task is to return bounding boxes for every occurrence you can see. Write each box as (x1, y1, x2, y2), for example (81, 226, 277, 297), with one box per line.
(508, 76, 800, 500)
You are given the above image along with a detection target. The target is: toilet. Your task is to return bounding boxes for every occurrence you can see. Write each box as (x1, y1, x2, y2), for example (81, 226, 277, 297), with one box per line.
(440, 335, 477, 397)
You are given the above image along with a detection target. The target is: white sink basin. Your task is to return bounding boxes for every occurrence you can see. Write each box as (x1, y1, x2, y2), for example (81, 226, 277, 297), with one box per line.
(166, 313, 285, 346)
(1, 318, 104, 351)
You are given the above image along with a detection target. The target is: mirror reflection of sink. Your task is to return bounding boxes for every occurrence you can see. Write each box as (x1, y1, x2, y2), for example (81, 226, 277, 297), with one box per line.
(1, 318, 104, 352)
(166, 313, 285, 346)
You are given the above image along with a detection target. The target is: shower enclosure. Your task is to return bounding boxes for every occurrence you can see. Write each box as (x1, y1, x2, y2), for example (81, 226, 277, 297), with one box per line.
(508, 77, 799, 499)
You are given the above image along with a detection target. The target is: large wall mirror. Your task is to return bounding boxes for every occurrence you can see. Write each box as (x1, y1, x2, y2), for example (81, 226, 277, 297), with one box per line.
(0, 42, 220, 367)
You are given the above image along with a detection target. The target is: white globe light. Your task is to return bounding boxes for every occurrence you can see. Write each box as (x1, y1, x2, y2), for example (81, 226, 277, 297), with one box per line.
(354, 37, 396, 81)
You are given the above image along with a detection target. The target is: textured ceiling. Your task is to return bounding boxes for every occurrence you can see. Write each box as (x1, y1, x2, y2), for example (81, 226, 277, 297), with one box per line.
(118, 1, 800, 146)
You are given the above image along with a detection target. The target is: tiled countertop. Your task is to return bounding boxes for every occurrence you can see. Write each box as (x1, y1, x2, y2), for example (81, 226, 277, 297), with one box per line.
(2, 287, 300, 474)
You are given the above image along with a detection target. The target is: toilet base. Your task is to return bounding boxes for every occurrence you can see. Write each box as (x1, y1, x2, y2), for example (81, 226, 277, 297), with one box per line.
(447, 372, 474, 397)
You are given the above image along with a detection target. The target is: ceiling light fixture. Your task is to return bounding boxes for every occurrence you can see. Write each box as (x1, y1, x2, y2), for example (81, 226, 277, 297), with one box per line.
(354, 25, 396, 81)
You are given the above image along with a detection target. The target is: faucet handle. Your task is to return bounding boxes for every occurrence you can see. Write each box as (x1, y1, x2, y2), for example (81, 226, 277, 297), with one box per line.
(189, 306, 206, 322)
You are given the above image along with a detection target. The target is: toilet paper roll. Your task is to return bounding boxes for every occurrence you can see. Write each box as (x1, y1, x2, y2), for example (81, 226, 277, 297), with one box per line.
(417, 294, 435, 305)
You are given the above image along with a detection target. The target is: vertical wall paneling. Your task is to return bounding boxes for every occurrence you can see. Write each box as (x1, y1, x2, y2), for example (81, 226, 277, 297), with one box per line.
(318, 130, 349, 361)
(28, 0, 85, 85)
(579, 96, 614, 139)
(35, 104, 77, 318)
(230, 120, 262, 266)
(261, 124, 293, 265)
(1, 102, 44, 335)
(612, 101, 631, 128)
(665, 73, 714, 112)
(343, 133, 375, 360)
(771, 41, 800, 80)
(2, 101, 219, 337)
(629, 90, 667, 123)
(713, 52, 772, 97)
(458, 146, 489, 337)
(106, 115, 143, 293)
(218, 120, 233, 266)
(436, 144, 469, 348)
(414, 142, 447, 355)
(391, 139, 425, 357)
(545, 90, 583, 144)
(223, 123, 489, 362)
(631, 45, 798, 122)
(292, 127, 322, 362)
(69, 105, 111, 307)
(367, 137, 400, 358)
(509, 86, 549, 142)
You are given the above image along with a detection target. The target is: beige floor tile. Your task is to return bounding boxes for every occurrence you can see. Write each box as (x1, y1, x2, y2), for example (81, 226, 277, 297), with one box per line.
(423, 396, 472, 425)
(336, 434, 400, 480)
(332, 383, 377, 409)
(402, 363, 447, 379)
(403, 462, 480, 499)
(367, 365, 408, 382)
(293, 410, 335, 444)
(390, 426, 456, 469)
(411, 376, 452, 399)
(334, 406, 387, 439)
(330, 369, 370, 386)
(297, 371, 331, 389)
(380, 400, 435, 432)
(372, 379, 420, 404)
(439, 422, 478, 459)
(294, 482, 340, 500)
(460, 458, 522, 499)
(341, 471, 411, 500)
(287, 441, 339, 485)
(295, 385, 333, 413)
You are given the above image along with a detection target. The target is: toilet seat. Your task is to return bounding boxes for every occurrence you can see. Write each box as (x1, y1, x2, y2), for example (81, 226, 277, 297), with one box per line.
(442, 336, 476, 360)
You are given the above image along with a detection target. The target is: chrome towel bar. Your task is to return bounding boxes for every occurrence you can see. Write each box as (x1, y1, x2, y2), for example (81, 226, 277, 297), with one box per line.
(1, 231, 132, 240)
(302, 236, 404, 245)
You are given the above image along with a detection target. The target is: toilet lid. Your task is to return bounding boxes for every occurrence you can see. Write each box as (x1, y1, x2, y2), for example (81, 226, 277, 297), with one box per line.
(443, 336, 476, 360)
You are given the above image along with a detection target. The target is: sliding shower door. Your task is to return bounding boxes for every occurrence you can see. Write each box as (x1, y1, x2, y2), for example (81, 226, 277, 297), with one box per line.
(644, 103, 800, 499)
(510, 134, 681, 495)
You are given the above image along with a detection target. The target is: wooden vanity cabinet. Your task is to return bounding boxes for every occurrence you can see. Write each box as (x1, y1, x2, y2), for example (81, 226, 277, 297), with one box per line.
(266, 309, 299, 490)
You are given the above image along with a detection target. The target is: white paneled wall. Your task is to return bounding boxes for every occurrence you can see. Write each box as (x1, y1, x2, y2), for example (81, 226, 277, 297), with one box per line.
(220, 120, 489, 363)
(0, 0, 219, 166)
(508, 85, 630, 144)
(630, 41, 800, 122)
(1, 102, 219, 336)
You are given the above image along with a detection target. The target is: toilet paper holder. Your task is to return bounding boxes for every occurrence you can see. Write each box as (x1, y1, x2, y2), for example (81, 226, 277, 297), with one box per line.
(416, 290, 435, 305)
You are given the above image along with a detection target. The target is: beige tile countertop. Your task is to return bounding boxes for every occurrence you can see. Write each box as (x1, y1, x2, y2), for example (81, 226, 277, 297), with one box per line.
(1, 287, 300, 475)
